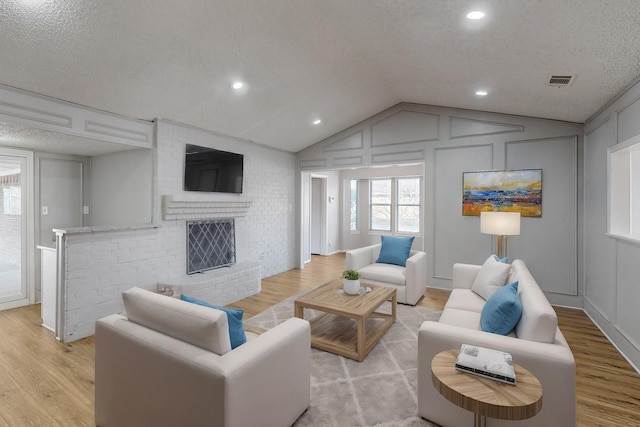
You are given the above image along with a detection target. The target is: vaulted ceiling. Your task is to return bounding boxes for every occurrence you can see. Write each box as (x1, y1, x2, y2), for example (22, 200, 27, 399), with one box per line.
(1, 0, 639, 153)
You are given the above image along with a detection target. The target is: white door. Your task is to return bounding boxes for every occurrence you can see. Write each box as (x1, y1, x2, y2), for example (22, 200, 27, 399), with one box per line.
(0, 149, 33, 310)
(310, 176, 327, 255)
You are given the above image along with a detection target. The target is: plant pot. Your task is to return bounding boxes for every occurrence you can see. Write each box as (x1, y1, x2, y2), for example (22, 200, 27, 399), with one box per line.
(343, 278, 361, 295)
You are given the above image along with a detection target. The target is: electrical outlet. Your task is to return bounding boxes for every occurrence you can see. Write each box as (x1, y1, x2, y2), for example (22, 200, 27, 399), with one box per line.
(83, 205, 90, 215)
(41, 206, 48, 215)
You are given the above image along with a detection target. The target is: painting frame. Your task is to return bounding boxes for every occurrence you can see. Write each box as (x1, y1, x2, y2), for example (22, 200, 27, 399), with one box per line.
(462, 169, 542, 217)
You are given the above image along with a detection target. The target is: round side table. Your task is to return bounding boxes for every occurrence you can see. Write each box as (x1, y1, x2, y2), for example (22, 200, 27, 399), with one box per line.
(431, 349, 542, 427)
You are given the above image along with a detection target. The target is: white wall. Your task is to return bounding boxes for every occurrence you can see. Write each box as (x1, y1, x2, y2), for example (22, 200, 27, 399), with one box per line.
(299, 103, 583, 305)
(38, 157, 84, 246)
(59, 119, 298, 341)
(89, 149, 153, 226)
(583, 78, 640, 370)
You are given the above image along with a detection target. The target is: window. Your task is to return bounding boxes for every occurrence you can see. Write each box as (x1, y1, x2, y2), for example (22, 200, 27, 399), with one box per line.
(370, 179, 391, 231)
(349, 180, 359, 231)
(397, 178, 420, 233)
(369, 177, 422, 234)
(2, 186, 21, 215)
(608, 134, 640, 240)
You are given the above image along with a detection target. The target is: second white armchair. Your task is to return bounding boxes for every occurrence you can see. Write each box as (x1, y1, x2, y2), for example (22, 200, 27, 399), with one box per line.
(346, 243, 427, 305)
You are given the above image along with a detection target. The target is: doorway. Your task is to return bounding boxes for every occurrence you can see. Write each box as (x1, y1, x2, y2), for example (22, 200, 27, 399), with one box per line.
(0, 148, 34, 311)
(310, 176, 328, 256)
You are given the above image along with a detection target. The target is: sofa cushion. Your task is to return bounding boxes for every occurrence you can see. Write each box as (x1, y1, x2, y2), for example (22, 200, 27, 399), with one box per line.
(376, 235, 415, 267)
(359, 263, 406, 286)
(122, 287, 232, 355)
(443, 289, 486, 313)
(471, 255, 512, 300)
(480, 282, 522, 335)
(439, 307, 482, 330)
(180, 294, 247, 349)
(512, 260, 558, 343)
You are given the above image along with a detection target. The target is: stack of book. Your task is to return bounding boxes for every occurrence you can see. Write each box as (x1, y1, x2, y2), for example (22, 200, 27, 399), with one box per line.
(455, 344, 516, 385)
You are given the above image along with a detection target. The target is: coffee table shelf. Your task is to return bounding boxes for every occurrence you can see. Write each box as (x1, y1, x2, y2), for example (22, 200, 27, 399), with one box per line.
(294, 279, 396, 362)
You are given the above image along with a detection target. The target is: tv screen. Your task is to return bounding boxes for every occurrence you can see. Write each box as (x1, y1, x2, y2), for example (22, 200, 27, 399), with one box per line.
(184, 144, 243, 194)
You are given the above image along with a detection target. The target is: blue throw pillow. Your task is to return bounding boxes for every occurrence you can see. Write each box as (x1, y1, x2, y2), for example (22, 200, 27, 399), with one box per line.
(492, 254, 508, 263)
(376, 235, 415, 267)
(180, 294, 247, 349)
(480, 281, 522, 335)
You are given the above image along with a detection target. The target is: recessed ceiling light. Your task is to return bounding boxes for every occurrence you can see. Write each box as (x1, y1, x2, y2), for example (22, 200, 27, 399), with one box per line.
(475, 90, 488, 96)
(467, 11, 485, 20)
(312, 119, 322, 125)
(232, 81, 244, 90)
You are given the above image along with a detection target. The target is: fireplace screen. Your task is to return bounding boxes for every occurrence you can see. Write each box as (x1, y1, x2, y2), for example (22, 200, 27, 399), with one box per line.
(187, 219, 236, 274)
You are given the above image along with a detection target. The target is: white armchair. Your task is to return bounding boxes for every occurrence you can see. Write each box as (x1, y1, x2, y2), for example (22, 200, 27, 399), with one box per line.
(95, 288, 311, 427)
(346, 243, 427, 305)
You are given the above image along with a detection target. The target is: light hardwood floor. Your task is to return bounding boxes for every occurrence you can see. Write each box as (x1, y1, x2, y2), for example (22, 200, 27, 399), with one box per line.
(0, 253, 639, 426)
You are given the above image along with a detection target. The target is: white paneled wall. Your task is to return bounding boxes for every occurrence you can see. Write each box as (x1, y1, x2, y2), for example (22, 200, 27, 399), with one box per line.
(299, 103, 583, 305)
(584, 79, 640, 371)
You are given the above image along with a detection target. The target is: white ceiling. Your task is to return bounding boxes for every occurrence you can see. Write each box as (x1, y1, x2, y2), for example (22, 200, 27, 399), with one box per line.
(1, 0, 640, 154)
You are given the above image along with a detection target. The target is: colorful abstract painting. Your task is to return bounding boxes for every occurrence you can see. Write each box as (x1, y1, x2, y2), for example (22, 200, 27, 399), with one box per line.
(462, 169, 542, 217)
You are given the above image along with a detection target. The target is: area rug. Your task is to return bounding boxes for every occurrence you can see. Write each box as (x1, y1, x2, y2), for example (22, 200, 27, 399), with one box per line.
(244, 289, 442, 427)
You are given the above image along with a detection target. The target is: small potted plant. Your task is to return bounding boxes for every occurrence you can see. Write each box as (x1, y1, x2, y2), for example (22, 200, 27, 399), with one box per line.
(342, 269, 361, 295)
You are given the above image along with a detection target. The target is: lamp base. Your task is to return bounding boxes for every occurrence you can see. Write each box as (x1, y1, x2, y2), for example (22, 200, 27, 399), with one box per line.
(496, 235, 508, 260)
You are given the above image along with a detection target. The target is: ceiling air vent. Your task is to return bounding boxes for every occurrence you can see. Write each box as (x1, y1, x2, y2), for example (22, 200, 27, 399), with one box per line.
(547, 75, 575, 87)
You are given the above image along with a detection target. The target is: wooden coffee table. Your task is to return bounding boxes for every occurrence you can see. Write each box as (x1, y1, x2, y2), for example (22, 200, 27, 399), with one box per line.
(431, 349, 542, 427)
(294, 279, 396, 362)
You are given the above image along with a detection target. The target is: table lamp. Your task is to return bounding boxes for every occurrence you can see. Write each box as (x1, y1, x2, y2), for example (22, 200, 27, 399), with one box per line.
(480, 211, 521, 259)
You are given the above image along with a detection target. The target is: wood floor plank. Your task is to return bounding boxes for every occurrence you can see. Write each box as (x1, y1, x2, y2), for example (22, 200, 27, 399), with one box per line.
(0, 253, 638, 426)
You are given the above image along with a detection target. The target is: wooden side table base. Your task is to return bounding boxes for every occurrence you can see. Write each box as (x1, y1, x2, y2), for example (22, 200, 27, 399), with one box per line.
(474, 413, 486, 427)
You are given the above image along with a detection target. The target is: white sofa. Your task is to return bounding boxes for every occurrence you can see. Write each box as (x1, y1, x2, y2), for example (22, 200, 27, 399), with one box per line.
(418, 259, 576, 427)
(346, 243, 427, 305)
(95, 287, 311, 427)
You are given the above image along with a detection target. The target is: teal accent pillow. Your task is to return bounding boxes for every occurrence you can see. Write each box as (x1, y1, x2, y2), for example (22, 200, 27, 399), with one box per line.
(180, 294, 247, 349)
(376, 235, 415, 267)
(493, 254, 508, 263)
(480, 281, 522, 335)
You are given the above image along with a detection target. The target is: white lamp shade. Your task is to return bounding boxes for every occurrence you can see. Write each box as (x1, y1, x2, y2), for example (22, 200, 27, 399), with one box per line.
(480, 211, 521, 235)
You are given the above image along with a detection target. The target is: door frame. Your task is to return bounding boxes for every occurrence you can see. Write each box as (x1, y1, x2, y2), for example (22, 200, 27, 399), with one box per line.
(0, 146, 35, 310)
(310, 174, 328, 257)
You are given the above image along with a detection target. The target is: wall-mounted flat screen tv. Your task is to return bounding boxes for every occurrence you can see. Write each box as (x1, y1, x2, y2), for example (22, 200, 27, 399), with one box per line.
(184, 144, 244, 194)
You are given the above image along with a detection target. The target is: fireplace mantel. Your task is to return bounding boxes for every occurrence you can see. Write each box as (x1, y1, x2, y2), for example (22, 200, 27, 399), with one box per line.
(162, 195, 252, 221)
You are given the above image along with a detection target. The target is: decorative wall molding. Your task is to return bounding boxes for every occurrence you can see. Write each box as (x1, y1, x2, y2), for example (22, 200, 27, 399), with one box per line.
(371, 150, 425, 164)
(0, 84, 153, 149)
(300, 158, 327, 169)
(449, 116, 524, 139)
(162, 195, 252, 221)
(371, 110, 439, 146)
(84, 120, 151, 145)
(333, 155, 363, 167)
(0, 99, 72, 128)
(323, 130, 364, 151)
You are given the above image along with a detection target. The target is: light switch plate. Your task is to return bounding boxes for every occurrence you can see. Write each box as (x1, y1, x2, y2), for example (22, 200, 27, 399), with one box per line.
(41, 206, 48, 215)
(83, 205, 90, 215)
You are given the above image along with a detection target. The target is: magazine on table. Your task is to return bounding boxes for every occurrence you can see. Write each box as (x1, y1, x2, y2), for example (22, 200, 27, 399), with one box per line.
(455, 344, 516, 385)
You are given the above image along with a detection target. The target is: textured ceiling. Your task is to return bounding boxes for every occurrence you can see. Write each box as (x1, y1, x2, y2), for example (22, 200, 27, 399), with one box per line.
(1, 0, 640, 154)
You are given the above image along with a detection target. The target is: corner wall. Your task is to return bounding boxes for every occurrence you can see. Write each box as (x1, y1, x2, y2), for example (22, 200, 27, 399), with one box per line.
(583, 79, 640, 370)
(60, 120, 298, 341)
